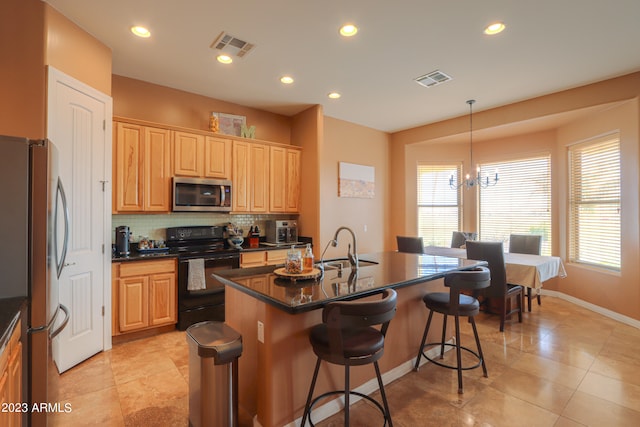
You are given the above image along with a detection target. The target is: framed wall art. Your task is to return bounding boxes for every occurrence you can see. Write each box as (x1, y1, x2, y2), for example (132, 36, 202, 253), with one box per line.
(338, 162, 375, 198)
(213, 112, 246, 136)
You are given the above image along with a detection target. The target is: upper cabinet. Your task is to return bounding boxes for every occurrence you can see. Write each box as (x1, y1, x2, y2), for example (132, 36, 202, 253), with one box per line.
(173, 131, 204, 177)
(269, 146, 301, 213)
(113, 117, 300, 214)
(114, 122, 171, 213)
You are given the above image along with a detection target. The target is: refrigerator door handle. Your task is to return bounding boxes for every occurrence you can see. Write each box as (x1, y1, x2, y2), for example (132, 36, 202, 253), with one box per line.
(54, 177, 70, 278)
(50, 304, 70, 339)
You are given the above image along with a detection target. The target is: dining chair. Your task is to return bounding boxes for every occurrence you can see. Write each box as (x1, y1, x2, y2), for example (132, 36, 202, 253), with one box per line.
(396, 236, 425, 254)
(509, 234, 543, 311)
(465, 241, 523, 332)
(301, 288, 397, 426)
(451, 231, 478, 248)
(414, 266, 491, 394)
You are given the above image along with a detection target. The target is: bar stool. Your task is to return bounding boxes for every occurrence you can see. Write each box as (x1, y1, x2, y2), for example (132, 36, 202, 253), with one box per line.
(301, 288, 397, 426)
(413, 267, 490, 394)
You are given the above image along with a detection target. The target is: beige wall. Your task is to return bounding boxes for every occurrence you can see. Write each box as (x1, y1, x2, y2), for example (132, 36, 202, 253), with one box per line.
(390, 73, 640, 321)
(44, 5, 112, 96)
(320, 117, 390, 259)
(112, 75, 292, 144)
(0, 0, 46, 138)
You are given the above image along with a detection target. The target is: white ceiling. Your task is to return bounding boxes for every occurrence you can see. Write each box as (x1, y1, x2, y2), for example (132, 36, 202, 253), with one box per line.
(44, 0, 640, 133)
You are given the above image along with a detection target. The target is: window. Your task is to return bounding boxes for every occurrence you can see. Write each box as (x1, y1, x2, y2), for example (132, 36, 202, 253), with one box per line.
(568, 134, 620, 270)
(479, 155, 552, 255)
(417, 164, 461, 247)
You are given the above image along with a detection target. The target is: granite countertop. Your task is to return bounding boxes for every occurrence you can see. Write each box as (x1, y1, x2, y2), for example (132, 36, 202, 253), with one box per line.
(111, 237, 313, 262)
(0, 297, 26, 355)
(213, 251, 486, 314)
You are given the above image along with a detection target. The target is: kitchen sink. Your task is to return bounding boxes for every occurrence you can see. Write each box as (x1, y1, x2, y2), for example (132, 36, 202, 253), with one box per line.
(319, 258, 378, 271)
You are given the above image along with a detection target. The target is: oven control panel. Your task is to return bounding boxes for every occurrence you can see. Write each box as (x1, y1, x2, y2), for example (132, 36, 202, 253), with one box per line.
(166, 225, 224, 241)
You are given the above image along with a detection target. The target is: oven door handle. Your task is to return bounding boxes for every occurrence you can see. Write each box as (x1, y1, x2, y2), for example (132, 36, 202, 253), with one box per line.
(179, 254, 240, 263)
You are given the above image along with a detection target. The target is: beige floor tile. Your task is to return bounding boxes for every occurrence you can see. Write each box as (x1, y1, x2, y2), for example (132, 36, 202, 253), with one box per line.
(552, 416, 587, 427)
(110, 347, 179, 386)
(463, 386, 559, 427)
(510, 352, 588, 389)
(49, 386, 125, 427)
(490, 367, 575, 414)
(590, 354, 640, 387)
(116, 366, 188, 417)
(562, 390, 640, 426)
(51, 351, 115, 401)
(578, 371, 640, 413)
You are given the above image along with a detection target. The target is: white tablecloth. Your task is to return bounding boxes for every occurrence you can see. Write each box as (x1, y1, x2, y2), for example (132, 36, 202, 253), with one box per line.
(423, 246, 567, 289)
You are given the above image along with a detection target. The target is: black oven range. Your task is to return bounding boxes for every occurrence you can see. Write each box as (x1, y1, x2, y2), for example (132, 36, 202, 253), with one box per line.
(166, 225, 240, 330)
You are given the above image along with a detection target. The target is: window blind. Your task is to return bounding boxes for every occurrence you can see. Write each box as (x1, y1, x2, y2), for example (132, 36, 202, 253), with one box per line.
(568, 135, 620, 270)
(479, 155, 552, 255)
(417, 164, 461, 247)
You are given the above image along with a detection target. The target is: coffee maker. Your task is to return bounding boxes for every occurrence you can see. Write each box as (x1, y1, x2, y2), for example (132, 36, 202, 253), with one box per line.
(115, 225, 131, 256)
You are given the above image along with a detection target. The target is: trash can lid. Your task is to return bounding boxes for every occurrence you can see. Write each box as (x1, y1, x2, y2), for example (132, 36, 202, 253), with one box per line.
(186, 321, 243, 364)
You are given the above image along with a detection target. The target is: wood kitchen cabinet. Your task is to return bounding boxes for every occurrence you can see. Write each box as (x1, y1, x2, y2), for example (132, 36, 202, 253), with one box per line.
(269, 146, 301, 213)
(240, 249, 288, 268)
(0, 319, 22, 427)
(112, 259, 177, 335)
(232, 141, 270, 212)
(113, 122, 171, 213)
(173, 132, 232, 179)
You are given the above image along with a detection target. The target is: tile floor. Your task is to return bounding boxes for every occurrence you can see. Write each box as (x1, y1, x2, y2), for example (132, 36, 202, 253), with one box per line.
(49, 296, 640, 426)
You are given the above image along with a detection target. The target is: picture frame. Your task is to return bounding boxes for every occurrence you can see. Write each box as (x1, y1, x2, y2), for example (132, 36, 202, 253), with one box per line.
(213, 112, 246, 136)
(338, 162, 375, 198)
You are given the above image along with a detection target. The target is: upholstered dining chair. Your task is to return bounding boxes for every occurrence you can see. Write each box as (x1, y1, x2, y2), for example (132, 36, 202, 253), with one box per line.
(414, 266, 491, 394)
(396, 236, 425, 254)
(465, 241, 523, 332)
(301, 288, 397, 426)
(509, 234, 543, 311)
(451, 231, 478, 248)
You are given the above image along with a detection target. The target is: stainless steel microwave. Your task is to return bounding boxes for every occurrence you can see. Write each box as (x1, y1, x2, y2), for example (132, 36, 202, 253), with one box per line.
(172, 177, 232, 212)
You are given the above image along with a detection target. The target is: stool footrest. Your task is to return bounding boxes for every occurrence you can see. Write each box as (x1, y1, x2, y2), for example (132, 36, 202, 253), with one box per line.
(418, 341, 483, 371)
(306, 390, 390, 427)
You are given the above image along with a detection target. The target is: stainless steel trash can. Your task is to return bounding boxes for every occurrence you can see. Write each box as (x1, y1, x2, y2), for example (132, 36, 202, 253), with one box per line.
(187, 321, 243, 427)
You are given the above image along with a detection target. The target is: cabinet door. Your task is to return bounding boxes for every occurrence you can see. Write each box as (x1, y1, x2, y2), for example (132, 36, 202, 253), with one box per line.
(149, 272, 177, 326)
(250, 143, 269, 212)
(0, 372, 8, 427)
(8, 342, 21, 427)
(266, 249, 288, 266)
(240, 251, 267, 268)
(269, 146, 286, 212)
(173, 131, 204, 177)
(119, 276, 149, 332)
(232, 141, 250, 212)
(115, 122, 144, 211)
(144, 127, 171, 212)
(286, 149, 301, 213)
(205, 136, 232, 179)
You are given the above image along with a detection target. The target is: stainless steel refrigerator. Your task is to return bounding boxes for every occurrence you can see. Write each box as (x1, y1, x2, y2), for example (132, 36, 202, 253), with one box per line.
(0, 135, 70, 426)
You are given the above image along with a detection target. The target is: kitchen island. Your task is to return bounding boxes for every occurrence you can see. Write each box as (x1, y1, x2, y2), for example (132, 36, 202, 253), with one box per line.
(214, 251, 485, 427)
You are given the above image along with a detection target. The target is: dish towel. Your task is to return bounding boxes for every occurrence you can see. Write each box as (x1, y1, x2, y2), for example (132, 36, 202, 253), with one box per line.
(187, 258, 206, 291)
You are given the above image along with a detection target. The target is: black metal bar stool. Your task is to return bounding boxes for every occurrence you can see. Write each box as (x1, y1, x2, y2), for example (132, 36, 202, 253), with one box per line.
(413, 267, 490, 394)
(301, 288, 397, 426)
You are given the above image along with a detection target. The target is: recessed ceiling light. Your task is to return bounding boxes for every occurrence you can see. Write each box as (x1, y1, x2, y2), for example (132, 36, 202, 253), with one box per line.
(280, 76, 294, 84)
(217, 54, 233, 64)
(484, 22, 505, 35)
(339, 24, 358, 37)
(328, 92, 341, 99)
(131, 26, 151, 38)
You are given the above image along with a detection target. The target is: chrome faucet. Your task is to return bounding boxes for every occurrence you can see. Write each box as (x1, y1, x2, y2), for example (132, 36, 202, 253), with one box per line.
(332, 226, 358, 269)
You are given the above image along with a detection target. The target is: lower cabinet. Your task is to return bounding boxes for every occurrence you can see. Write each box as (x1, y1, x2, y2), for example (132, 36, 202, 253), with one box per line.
(239, 249, 288, 268)
(0, 318, 22, 427)
(112, 259, 177, 335)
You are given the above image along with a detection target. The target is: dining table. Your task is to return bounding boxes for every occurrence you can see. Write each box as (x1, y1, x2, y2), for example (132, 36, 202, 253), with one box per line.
(422, 245, 567, 291)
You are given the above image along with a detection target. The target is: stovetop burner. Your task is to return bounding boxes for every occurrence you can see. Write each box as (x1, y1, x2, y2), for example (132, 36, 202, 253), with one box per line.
(166, 225, 234, 258)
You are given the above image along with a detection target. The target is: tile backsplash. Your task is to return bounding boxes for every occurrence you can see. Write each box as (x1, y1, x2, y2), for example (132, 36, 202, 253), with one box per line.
(112, 213, 295, 243)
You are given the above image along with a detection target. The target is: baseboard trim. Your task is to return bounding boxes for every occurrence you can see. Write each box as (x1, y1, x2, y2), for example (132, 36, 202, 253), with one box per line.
(541, 290, 640, 329)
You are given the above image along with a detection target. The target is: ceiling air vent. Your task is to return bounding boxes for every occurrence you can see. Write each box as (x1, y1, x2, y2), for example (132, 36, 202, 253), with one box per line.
(210, 31, 255, 58)
(414, 70, 452, 88)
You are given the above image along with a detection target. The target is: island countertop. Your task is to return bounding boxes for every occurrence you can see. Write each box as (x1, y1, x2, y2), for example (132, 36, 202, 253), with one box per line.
(213, 251, 486, 314)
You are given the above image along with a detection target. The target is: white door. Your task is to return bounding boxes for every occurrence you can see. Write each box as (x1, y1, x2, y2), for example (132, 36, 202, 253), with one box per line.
(47, 67, 113, 373)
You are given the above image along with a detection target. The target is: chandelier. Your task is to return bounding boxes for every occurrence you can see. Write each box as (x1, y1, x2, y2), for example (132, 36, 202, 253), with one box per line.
(450, 99, 499, 190)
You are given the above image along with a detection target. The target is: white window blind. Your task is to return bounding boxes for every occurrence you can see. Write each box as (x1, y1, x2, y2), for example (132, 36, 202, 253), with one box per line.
(417, 164, 461, 247)
(568, 135, 620, 270)
(479, 155, 552, 255)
